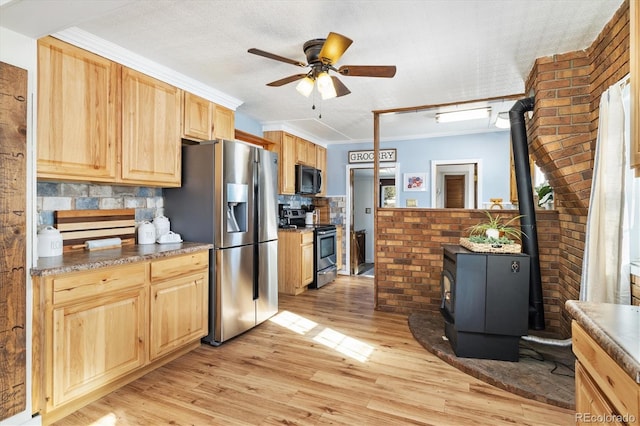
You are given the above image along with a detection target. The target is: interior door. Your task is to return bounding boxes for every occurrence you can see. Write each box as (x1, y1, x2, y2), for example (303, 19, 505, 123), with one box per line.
(445, 175, 465, 208)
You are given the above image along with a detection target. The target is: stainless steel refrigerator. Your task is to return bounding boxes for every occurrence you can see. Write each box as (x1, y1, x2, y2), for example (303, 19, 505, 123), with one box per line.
(165, 139, 278, 345)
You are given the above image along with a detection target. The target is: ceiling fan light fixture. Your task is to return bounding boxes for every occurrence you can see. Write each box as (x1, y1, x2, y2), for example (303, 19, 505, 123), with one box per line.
(436, 107, 492, 123)
(316, 71, 337, 100)
(495, 112, 510, 129)
(296, 76, 315, 97)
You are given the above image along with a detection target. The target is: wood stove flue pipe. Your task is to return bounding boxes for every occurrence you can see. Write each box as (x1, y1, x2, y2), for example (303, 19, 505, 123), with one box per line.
(509, 96, 545, 330)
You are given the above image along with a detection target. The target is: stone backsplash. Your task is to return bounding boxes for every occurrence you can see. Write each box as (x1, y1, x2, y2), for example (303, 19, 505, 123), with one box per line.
(37, 182, 164, 228)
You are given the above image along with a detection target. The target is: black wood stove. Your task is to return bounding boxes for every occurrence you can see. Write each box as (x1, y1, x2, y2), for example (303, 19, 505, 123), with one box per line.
(441, 244, 530, 361)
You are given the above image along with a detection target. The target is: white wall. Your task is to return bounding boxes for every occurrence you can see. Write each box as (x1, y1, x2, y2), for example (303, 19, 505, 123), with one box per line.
(0, 27, 41, 426)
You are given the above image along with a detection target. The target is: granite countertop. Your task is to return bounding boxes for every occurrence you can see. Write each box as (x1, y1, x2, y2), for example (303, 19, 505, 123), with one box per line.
(565, 300, 640, 383)
(278, 227, 314, 233)
(31, 242, 213, 277)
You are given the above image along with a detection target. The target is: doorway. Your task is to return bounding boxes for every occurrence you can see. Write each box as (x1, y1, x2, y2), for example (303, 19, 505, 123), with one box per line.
(345, 163, 398, 277)
(431, 160, 481, 208)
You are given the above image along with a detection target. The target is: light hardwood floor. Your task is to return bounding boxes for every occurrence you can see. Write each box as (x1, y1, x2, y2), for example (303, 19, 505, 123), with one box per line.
(53, 275, 574, 426)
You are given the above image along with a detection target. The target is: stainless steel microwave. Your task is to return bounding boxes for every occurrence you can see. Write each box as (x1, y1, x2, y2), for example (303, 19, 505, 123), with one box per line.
(295, 165, 322, 195)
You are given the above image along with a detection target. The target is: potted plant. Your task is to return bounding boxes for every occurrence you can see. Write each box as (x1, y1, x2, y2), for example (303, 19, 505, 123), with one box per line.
(460, 211, 525, 253)
(535, 182, 554, 209)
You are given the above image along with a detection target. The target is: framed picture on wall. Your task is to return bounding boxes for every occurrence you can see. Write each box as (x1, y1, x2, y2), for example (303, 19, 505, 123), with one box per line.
(404, 173, 427, 191)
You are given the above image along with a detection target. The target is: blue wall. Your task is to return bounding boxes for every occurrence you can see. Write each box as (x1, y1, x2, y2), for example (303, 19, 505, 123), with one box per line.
(326, 131, 512, 207)
(234, 111, 263, 136)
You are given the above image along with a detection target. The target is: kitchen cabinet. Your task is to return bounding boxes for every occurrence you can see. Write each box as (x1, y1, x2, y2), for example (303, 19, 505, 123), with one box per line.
(121, 67, 182, 187)
(278, 230, 314, 295)
(631, 0, 639, 176)
(37, 37, 182, 187)
(37, 37, 118, 182)
(316, 145, 327, 196)
(295, 137, 317, 166)
(264, 130, 326, 195)
(264, 130, 296, 194)
(182, 91, 213, 141)
(32, 250, 209, 425)
(213, 104, 235, 140)
(572, 321, 639, 425)
(181, 91, 236, 142)
(149, 252, 208, 359)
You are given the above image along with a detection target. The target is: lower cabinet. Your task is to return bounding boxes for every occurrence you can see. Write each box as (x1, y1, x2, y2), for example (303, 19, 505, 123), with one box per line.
(51, 285, 147, 407)
(32, 250, 209, 425)
(150, 274, 206, 359)
(278, 231, 314, 295)
(572, 321, 639, 425)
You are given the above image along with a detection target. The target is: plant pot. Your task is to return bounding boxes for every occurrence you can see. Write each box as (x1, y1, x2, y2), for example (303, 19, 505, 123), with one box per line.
(485, 228, 500, 239)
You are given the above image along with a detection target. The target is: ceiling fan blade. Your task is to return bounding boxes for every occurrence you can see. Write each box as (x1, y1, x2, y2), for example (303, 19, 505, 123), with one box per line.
(266, 74, 308, 87)
(338, 65, 397, 78)
(248, 48, 306, 68)
(331, 76, 351, 97)
(318, 32, 353, 65)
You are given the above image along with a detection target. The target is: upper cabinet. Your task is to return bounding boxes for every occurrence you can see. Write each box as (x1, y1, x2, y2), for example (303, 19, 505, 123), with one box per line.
(212, 104, 235, 140)
(631, 0, 639, 176)
(316, 145, 327, 197)
(182, 92, 212, 141)
(264, 130, 327, 196)
(181, 93, 235, 142)
(37, 37, 118, 182)
(264, 131, 296, 195)
(37, 36, 236, 188)
(121, 67, 182, 187)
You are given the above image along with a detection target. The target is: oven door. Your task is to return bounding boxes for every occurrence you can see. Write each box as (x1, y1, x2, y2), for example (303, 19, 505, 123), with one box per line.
(316, 229, 337, 271)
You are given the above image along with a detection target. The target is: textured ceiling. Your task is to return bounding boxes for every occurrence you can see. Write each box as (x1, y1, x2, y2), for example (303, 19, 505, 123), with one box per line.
(1, 0, 623, 144)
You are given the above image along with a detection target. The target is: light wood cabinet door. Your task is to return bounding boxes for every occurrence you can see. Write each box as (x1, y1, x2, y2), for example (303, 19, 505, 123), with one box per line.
(264, 131, 296, 194)
(50, 287, 147, 409)
(37, 37, 118, 182)
(182, 92, 212, 141)
(316, 145, 327, 196)
(295, 137, 308, 165)
(301, 241, 314, 285)
(281, 133, 296, 194)
(575, 362, 624, 426)
(150, 271, 208, 360)
(121, 67, 182, 187)
(212, 104, 235, 140)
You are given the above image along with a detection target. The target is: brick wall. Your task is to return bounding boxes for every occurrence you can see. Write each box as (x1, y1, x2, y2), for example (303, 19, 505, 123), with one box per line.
(375, 209, 562, 333)
(524, 0, 629, 336)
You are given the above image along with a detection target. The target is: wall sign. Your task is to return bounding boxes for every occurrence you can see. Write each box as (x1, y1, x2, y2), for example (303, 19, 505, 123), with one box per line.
(348, 149, 396, 163)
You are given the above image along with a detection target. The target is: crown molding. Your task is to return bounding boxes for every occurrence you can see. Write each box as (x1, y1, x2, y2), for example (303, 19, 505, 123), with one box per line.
(53, 27, 243, 110)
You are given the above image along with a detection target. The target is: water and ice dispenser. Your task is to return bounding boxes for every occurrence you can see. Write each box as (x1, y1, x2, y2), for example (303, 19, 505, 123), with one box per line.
(226, 183, 248, 233)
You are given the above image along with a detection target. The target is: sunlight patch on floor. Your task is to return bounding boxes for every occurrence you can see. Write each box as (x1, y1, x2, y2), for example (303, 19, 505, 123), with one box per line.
(270, 310, 374, 362)
(269, 310, 317, 334)
(313, 328, 374, 362)
(89, 413, 117, 426)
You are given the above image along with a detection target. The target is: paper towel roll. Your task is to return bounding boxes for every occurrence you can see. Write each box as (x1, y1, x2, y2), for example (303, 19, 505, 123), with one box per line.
(85, 237, 122, 250)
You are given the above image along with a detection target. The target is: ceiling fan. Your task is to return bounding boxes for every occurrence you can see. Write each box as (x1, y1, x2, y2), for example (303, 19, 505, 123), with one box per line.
(248, 32, 396, 100)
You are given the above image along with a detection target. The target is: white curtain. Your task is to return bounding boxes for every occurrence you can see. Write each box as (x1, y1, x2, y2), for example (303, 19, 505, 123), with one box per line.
(580, 81, 631, 304)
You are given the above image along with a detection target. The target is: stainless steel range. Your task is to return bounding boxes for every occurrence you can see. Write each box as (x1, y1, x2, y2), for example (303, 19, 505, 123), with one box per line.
(279, 208, 337, 288)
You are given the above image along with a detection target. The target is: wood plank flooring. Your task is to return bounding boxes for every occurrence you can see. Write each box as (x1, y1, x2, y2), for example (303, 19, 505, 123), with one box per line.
(53, 275, 574, 425)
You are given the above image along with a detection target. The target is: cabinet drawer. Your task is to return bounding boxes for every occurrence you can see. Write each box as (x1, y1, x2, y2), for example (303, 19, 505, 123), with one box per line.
(151, 251, 209, 281)
(572, 321, 639, 418)
(301, 232, 314, 245)
(52, 263, 146, 305)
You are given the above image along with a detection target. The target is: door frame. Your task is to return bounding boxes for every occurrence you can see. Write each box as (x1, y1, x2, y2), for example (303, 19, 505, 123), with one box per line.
(345, 162, 399, 275)
(430, 159, 482, 208)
